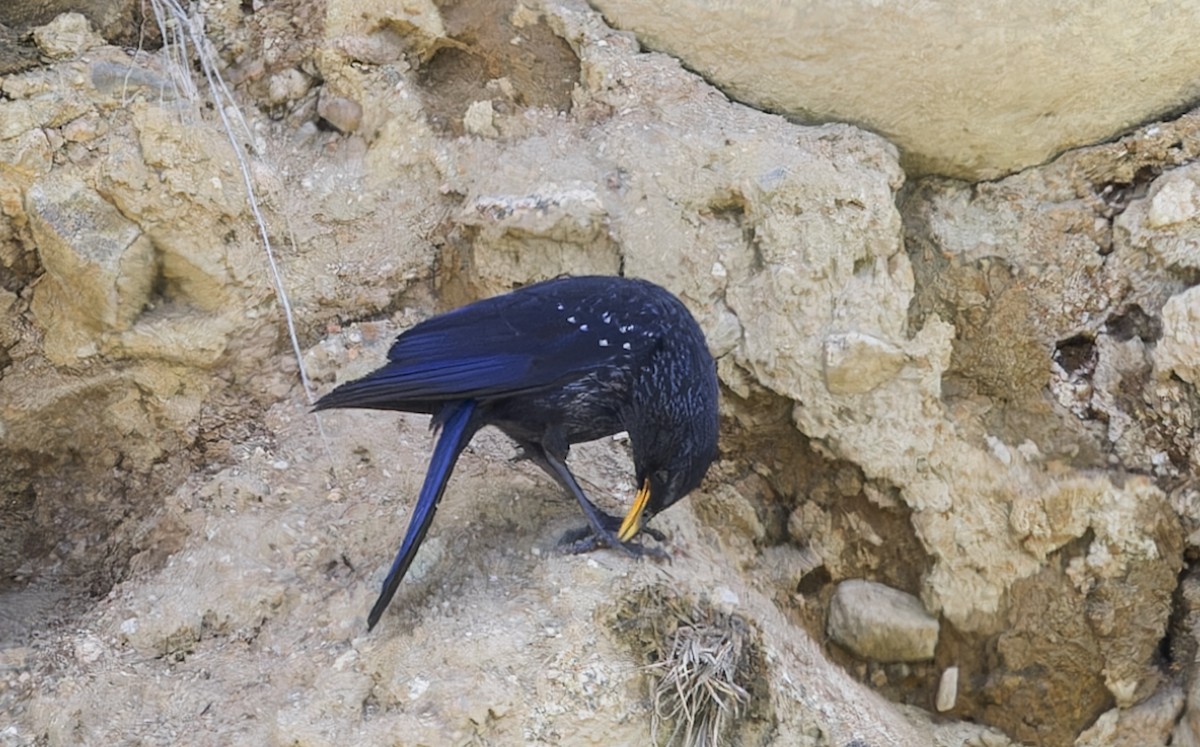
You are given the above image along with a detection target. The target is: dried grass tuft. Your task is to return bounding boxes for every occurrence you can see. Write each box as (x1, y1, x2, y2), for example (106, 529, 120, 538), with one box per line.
(645, 600, 752, 747)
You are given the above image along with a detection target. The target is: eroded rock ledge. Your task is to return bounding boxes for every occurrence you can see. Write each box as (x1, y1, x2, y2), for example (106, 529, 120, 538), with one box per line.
(1, 2, 1197, 745)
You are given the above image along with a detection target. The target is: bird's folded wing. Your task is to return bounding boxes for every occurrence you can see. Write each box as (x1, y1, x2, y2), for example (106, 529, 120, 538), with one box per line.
(319, 287, 661, 408)
(316, 353, 541, 407)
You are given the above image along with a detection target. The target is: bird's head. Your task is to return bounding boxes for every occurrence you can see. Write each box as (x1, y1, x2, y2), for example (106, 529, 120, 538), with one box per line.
(617, 400, 719, 542)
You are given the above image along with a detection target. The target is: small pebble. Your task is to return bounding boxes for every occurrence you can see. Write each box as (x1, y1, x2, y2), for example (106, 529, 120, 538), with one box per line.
(463, 100, 498, 138)
(936, 666, 959, 711)
(267, 68, 311, 104)
(62, 117, 99, 143)
(317, 92, 363, 134)
(33, 13, 102, 59)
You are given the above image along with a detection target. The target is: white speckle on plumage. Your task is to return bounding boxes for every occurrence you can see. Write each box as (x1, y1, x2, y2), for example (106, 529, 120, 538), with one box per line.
(601, 312, 612, 324)
(623, 342, 632, 350)
(600, 339, 609, 346)
(556, 303, 564, 311)
(580, 324, 589, 331)
(567, 316, 576, 323)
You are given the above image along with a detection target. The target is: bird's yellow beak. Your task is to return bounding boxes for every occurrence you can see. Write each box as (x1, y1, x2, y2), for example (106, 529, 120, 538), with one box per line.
(618, 478, 651, 542)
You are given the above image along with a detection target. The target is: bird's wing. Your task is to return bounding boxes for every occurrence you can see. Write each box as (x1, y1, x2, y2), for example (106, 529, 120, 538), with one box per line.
(316, 279, 667, 409)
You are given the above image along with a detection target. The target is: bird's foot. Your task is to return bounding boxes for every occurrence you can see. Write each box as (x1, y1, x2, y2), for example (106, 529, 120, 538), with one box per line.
(556, 524, 670, 561)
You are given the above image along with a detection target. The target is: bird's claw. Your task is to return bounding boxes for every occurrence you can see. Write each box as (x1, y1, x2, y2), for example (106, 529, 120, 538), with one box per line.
(556, 525, 670, 561)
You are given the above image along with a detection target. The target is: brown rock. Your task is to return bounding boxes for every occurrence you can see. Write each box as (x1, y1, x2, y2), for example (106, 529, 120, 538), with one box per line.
(25, 173, 154, 333)
(31, 12, 102, 59)
(317, 91, 364, 133)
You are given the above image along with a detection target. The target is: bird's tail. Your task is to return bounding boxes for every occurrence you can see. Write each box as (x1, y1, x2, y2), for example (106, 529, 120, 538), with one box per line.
(367, 399, 478, 630)
(312, 366, 423, 412)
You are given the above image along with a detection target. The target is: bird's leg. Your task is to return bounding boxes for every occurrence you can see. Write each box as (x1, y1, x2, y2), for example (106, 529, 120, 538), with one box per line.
(508, 439, 611, 520)
(526, 431, 667, 559)
(532, 442, 637, 557)
(509, 434, 666, 558)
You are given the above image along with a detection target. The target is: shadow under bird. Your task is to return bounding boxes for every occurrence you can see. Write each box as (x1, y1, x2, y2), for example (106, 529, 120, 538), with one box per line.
(314, 275, 719, 630)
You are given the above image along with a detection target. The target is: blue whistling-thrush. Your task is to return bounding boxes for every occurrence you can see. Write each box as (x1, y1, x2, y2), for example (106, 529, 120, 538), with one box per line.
(314, 275, 719, 630)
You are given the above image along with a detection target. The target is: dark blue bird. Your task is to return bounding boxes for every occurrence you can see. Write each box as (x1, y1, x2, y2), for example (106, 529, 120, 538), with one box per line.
(314, 275, 719, 630)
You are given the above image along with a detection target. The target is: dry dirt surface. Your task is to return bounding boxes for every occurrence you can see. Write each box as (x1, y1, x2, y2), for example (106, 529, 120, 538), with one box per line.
(2, 1, 1199, 746)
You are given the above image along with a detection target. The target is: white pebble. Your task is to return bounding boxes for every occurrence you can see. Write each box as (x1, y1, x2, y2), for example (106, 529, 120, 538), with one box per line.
(936, 666, 959, 711)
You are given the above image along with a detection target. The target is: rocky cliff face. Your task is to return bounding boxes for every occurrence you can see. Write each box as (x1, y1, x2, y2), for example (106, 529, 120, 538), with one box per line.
(1, 2, 1198, 746)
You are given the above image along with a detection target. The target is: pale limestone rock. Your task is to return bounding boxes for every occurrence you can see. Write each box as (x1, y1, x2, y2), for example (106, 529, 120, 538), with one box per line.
(827, 579, 939, 662)
(931, 721, 1016, 747)
(0, 127, 52, 177)
(591, 0, 1200, 180)
(935, 666, 958, 712)
(31, 13, 103, 59)
(823, 331, 908, 395)
(0, 100, 40, 141)
(25, 173, 154, 332)
(455, 186, 620, 288)
(61, 116, 101, 143)
(3, 0, 1196, 744)
(903, 145, 1187, 637)
(1157, 285, 1200, 385)
(113, 309, 235, 367)
(0, 1, 139, 45)
(112, 516, 295, 658)
(317, 92, 363, 133)
(1175, 675, 1200, 747)
(72, 634, 104, 665)
(1077, 687, 1185, 747)
(267, 68, 313, 105)
(463, 100, 499, 138)
(1117, 162, 1200, 271)
(0, 94, 91, 140)
(1090, 335, 1155, 469)
(324, 0, 446, 61)
(1147, 174, 1200, 228)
